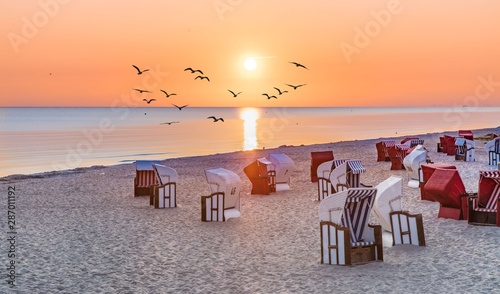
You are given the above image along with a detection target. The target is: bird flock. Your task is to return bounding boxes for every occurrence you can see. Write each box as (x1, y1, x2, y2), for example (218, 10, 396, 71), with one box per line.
(130, 60, 308, 125)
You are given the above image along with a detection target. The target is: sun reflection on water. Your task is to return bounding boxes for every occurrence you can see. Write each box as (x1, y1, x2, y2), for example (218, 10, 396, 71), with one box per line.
(240, 108, 259, 151)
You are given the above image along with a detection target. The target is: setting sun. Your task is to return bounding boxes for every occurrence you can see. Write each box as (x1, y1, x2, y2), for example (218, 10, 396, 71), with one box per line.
(244, 57, 257, 71)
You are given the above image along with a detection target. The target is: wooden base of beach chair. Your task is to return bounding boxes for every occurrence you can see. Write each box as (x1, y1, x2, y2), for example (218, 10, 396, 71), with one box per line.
(250, 177, 271, 195)
(201, 192, 241, 222)
(320, 222, 383, 266)
(390, 211, 426, 246)
(468, 196, 500, 226)
(437, 206, 462, 220)
(153, 183, 176, 208)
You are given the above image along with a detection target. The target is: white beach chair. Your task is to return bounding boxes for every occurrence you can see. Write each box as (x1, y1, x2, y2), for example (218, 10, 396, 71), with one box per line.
(403, 145, 428, 188)
(319, 188, 383, 266)
(454, 137, 475, 162)
(372, 176, 426, 246)
(268, 153, 295, 191)
(328, 160, 367, 193)
(202, 168, 241, 222)
(152, 164, 178, 208)
(485, 138, 500, 166)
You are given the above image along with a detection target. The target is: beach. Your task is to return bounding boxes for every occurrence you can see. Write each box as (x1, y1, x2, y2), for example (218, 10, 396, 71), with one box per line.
(1, 127, 499, 293)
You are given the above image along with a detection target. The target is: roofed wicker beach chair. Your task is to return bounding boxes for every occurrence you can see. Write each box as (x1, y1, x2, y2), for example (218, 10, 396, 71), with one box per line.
(458, 129, 474, 141)
(387, 146, 404, 170)
(403, 145, 428, 188)
(376, 140, 395, 162)
(201, 168, 241, 222)
(444, 135, 457, 156)
(423, 168, 469, 220)
(454, 137, 475, 162)
(372, 176, 426, 246)
(319, 188, 383, 266)
(418, 163, 457, 201)
(310, 151, 334, 182)
(151, 164, 178, 208)
(468, 170, 500, 226)
(485, 137, 500, 166)
(268, 153, 295, 191)
(329, 160, 369, 193)
(243, 157, 276, 195)
(134, 160, 161, 197)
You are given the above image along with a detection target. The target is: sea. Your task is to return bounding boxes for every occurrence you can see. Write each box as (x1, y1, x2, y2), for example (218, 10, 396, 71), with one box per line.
(1, 106, 499, 177)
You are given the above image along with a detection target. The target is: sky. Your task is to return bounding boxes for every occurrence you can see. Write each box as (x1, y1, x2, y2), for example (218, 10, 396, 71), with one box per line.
(1, 0, 500, 107)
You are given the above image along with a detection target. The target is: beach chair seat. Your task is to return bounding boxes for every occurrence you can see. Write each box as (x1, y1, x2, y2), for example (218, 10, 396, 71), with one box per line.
(468, 170, 500, 226)
(454, 137, 475, 162)
(419, 163, 456, 201)
(372, 176, 426, 246)
(485, 138, 500, 166)
(424, 169, 468, 220)
(319, 188, 383, 266)
(310, 151, 334, 182)
(201, 168, 241, 222)
(134, 160, 161, 197)
(403, 145, 428, 188)
(243, 158, 276, 195)
(268, 153, 295, 191)
(151, 164, 178, 208)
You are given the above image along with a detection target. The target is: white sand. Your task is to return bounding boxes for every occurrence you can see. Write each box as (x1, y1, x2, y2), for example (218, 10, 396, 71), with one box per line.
(1, 127, 499, 293)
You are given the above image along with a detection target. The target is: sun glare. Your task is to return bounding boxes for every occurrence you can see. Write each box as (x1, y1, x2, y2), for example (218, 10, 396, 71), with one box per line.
(240, 108, 259, 150)
(244, 57, 257, 71)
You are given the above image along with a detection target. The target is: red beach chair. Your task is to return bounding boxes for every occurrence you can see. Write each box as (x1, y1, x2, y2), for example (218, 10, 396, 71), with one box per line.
(419, 164, 457, 201)
(468, 170, 500, 226)
(444, 135, 456, 156)
(243, 158, 276, 195)
(458, 130, 474, 141)
(424, 169, 468, 220)
(387, 146, 403, 170)
(310, 151, 334, 182)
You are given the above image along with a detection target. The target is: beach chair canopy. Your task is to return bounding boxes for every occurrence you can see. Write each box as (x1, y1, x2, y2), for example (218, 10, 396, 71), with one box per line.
(373, 176, 403, 232)
(485, 137, 500, 152)
(153, 164, 178, 186)
(316, 160, 334, 180)
(403, 145, 428, 181)
(454, 137, 475, 149)
(478, 170, 500, 209)
(458, 130, 474, 141)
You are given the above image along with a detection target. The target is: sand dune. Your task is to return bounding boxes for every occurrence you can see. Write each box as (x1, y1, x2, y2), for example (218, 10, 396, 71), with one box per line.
(1, 127, 499, 293)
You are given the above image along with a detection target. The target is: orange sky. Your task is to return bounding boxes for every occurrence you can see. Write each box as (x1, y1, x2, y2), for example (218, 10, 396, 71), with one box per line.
(1, 0, 499, 107)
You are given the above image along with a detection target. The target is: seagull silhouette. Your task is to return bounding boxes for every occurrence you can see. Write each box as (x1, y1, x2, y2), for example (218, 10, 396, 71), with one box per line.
(285, 83, 306, 90)
(184, 67, 204, 74)
(194, 75, 210, 82)
(160, 121, 180, 125)
(262, 93, 277, 99)
(289, 62, 308, 70)
(160, 90, 177, 98)
(133, 88, 151, 93)
(207, 116, 224, 122)
(228, 89, 242, 97)
(172, 104, 188, 110)
(273, 87, 288, 95)
(143, 98, 156, 104)
(132, 65, 150, 75)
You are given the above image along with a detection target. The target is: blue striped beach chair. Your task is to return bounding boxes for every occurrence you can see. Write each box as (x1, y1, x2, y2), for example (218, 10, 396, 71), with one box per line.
(319, 188, 383, 266)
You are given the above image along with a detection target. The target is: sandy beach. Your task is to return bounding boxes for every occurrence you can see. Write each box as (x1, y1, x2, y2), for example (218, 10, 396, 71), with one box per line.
(1, 127, 499, 293)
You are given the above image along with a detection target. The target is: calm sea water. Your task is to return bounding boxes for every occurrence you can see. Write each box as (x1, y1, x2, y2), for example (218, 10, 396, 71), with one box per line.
(1, 106, 499, 177)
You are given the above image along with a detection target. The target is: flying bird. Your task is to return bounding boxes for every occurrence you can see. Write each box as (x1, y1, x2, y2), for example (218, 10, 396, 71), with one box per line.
(132, 65, 150, 75)
(172, 104, 188, 110)
(289, 62, 308, 70)
(184, 67, 204, 74)
(285, 83, 306, 90)
(228, 89, 242, 97)
(273, 87, 288, 95)
(160, 121, 180, 125)
(160, 90, 177, 98)
(262, 93, 277, 99)
(207, 116, 224, 122)
(133, 88, 151, 93)
(143, 98, 156, 104)
(195, 75, 210, 82)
